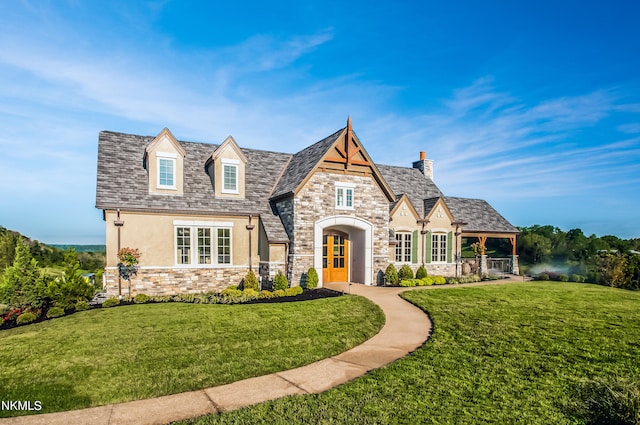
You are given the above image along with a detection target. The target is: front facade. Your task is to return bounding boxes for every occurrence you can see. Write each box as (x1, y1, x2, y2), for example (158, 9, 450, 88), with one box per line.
(96, 118, 518, 296)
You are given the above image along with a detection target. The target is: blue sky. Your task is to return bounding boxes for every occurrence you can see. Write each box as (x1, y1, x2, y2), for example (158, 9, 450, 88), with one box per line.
(1, 0, 639, 244)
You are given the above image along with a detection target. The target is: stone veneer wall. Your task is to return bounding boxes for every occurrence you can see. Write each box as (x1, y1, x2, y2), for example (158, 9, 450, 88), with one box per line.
(104, 267, 246, 297)
(287, 172, 390, 286)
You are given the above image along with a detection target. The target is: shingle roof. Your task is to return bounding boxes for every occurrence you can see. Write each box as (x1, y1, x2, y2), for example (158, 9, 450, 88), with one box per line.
(96, 128, 517, 241)
(270, 128, 344, 199)
(377, 164, 443, 216)
(95, 131, 291, 242)
(443, 197, 519, 234)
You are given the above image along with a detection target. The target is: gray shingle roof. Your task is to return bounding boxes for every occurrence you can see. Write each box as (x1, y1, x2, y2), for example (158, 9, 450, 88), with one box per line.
(96, 128, 517, 241)
(443, 197, 519, 234)
(95, 131, 291, 242)
(377, 164, 443, 216)
(270, 128, 344, 199)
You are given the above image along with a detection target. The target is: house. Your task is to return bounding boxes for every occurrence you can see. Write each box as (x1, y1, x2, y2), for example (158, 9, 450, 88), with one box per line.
(95, 118, 519, 296)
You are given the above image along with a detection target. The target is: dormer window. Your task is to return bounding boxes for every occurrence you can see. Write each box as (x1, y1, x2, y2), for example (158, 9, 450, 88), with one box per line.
(208, 137, 246, 199)
(145, 128, 185, 195)
(222, 159, 239, 193)
(157, 152, 177, 189)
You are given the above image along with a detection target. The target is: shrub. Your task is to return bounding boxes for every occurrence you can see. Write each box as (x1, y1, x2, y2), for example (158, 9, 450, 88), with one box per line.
(570, 274, 584, 282)
(559, 274, 569, 282)
(243, 270, 259, 291)
(285, 286, 303, 296)
(384, 264, 399, 286)
(539, 273, 550, 281)
(273, 271, 289, 291)
(243, 288, 258, 299)
(16, 312, 37, 324)
(149, 295, 173, 303)
(133, 293, 149, 304)
(433, 276, 446, 285)
(221, 288, 243, 298)
(398, 265, 414, 280)
(272, 289, 286, 298)
(400, 279, 417, 287)
(259, 290, 273, 299)
(415, 265, 428, 279)
(46, 306, 65, 318)
(102, 297, 120, 308)
(75, 300, 91, 311)
(422, 277, 435, 286)
(306, 267, 319, 289)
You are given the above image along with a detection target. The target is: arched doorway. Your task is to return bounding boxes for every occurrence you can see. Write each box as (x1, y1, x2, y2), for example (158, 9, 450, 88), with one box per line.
(323, 230, 349, 282)
(314, 216, 374, 287)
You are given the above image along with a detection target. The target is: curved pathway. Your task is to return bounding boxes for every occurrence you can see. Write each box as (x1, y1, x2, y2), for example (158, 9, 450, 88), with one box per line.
(1, 277, 524, 425)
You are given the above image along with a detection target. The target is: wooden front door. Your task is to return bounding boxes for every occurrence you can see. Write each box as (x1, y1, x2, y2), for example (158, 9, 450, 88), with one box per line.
(323, 231, 349, 282)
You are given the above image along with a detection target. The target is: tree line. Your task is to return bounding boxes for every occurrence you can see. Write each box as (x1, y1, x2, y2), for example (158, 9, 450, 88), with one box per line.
(515, 225, 639, 289)
(0, 226, 105, 273)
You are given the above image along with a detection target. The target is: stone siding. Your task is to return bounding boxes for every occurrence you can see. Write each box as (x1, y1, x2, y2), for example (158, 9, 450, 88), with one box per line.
(290, 171, 389, 285)
(104, 267, 246, 297)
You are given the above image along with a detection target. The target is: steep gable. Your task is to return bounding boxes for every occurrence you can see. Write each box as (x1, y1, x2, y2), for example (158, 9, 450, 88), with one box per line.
(270, 118, 395, 202)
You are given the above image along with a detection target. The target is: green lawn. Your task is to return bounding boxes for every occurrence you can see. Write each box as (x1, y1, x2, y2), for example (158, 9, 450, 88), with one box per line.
(180, 282, 640, 424)
(0, 296, 384, 417)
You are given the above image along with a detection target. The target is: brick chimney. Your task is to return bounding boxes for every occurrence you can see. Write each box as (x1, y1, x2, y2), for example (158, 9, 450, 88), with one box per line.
(412, 151, 434, 180)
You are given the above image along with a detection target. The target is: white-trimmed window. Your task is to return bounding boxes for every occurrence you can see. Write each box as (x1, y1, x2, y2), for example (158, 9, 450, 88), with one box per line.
(335, 182, 355, 209)
(157, 152, 177, 189)
(395, 232, 412, 262)
(431, 233, 447, 263)
(221, 159, 239, 193)
(174, 222, 233, 266)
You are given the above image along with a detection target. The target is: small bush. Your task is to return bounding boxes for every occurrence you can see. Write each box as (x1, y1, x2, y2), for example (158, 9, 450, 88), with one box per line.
(306, 267, 319, 289)
(570, 274, 584, 282)
(400, 279, 417, 287)
(75, 300, 91, 311)
(422, 277, 435, 286)
(398, 265, 414, 280)
(149, 295, 173, 303)
(416, 265, 428, 279)
(133, 293, 149, 304)
(272, 289, 286, 298)
(433, 276, 447, 285)
(102, 298, 120, 308)
(384, 264, 399, 286)
(273, 270, 289, 291)
(259, 290, 273, 299)
(539, 273, 550, 281)
(16, 312, 37, 324)
(221, 288, 243, 298)
(559, 274, 569, 282)
(243, 270, 259, 291)
(46, 307, 66, 318)
(284, 286, 303, 296)
(243, 288, 258, 299)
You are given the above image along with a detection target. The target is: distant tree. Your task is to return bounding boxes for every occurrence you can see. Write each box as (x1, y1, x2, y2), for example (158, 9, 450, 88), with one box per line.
(595, 252, 628, 288)
(518, 233, 552, 264)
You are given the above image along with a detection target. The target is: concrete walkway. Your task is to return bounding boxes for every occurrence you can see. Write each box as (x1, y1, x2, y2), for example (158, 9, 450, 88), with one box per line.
(1, 277, 524, 425)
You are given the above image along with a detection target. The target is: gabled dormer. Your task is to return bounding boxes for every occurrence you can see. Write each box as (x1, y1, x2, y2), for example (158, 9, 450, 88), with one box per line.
(205, 136, 247, 199)
(144, 128, 186, 195)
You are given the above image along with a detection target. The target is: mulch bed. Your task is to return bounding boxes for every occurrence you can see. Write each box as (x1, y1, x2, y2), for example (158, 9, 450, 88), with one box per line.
(247, 288, 344, 304)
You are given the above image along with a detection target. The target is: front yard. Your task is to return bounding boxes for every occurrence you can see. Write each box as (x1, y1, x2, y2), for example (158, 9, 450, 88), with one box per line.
(180, 282, 640, 424)
(0, 295, 384, 417)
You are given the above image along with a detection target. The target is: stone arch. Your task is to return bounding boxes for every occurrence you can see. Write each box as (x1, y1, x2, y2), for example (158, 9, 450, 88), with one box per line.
(314, 215, 373, 287)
